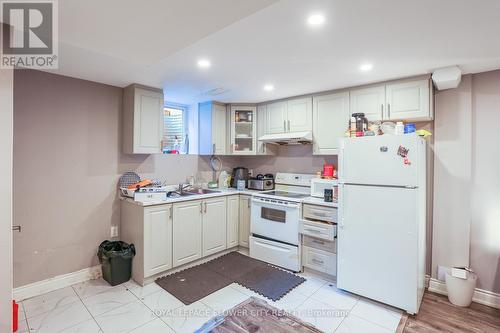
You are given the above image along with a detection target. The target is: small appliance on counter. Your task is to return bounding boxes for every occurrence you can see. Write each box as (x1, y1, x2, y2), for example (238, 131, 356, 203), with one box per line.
(230, 167, 249, 188)
(247, 174, 274, 191)
(310, 178, 338, 200)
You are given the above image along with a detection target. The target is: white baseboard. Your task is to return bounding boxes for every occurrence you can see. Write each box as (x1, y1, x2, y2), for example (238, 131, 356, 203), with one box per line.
(13, 265, 101, 301)
(428, 278, 500, 309)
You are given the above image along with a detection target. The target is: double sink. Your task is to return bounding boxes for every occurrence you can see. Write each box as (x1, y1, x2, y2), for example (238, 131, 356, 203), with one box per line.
(174, 188, 221, 197)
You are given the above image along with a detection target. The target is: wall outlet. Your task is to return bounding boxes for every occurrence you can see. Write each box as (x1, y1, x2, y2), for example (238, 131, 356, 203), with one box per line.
(110, 225, 119, 238)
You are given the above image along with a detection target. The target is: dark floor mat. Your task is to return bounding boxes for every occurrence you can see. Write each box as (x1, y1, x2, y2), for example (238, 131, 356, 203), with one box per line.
(155, 264, 232, 305)
(205, 252, 268, 280)
(235, 264, 306, 302)
(156, 252, 305, 305)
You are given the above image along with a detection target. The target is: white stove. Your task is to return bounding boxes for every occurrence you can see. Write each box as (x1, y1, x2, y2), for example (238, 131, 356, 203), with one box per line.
(249, 173, 315, 271)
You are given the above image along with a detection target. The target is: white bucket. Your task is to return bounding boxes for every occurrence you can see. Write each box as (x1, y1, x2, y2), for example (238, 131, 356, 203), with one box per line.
(445, 271, 477, 307)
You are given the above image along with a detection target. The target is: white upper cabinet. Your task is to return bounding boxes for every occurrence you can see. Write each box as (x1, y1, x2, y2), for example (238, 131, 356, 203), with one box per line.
(287, 97, 312, 132)
(199, 102, 227, 155)
(385, 79, 431, 120)
(349, 85, 386, 122)
(266, 101, 287, 134)
(349, 78, 433, 122)
(123, 84, 164, 154)
(230, 106, 257, 155)
(143, 205, 172, 277)
(312, 92, 350, 155)
(265, 98, 312, 134)
(202, 197, 227, 256)
(256, 105, 276, 155)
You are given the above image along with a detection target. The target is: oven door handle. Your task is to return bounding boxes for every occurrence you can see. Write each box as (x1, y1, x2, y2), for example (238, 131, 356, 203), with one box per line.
(251, 198, 300, 209)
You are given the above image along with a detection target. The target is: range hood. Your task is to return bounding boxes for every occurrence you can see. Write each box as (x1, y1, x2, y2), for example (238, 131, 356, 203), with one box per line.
(258, 131, 313, 145)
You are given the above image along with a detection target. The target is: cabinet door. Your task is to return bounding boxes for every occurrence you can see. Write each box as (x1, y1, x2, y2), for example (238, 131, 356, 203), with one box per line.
(202, 197, 227, 256)
(312, 92, 349, 155)
(266, 101, 287, 134)
(386, 79, 430, 120)
(133, 88, 164, 153)
(349, 85, 386, 121)
(212, 104, 227, 154)
(287, 97, 312, 132)
(226, 195, 239, 248)
(143, 205, 172, 277)
(230, 106, 257, 155)
(173, 200, 202, 267)
(239, 196, 251, 247)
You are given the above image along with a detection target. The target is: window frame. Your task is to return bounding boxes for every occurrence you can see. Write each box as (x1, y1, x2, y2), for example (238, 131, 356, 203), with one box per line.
(163, 102, 189, 154)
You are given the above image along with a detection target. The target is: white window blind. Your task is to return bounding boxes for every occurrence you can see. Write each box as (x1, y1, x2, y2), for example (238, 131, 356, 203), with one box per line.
(163, 107, 185, 152)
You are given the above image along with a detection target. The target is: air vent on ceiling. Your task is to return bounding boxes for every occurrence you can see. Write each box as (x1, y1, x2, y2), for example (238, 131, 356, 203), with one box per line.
(201, 87, 230, 96)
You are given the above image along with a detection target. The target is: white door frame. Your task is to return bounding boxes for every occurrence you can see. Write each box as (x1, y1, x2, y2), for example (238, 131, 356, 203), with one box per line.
(0, 68, 14, 331)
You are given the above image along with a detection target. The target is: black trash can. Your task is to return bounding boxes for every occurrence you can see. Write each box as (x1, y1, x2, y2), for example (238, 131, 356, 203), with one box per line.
(98, 240, 135, 286)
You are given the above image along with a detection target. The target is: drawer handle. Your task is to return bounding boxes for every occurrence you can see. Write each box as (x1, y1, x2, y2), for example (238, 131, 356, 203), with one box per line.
(312, 239, 325, 245)
(312, 258, 324, 264)
(304, 228, 322, 234)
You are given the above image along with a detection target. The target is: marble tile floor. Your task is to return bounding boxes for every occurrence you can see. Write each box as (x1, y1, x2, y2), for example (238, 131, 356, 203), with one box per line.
(17, 270, 402, 333)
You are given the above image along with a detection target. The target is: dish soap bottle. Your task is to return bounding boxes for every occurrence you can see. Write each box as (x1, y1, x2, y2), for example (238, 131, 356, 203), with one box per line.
(395, 122, 405, 135)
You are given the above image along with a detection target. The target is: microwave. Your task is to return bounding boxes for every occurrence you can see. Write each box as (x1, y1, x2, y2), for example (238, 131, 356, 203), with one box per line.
(310, 178, 338, 199)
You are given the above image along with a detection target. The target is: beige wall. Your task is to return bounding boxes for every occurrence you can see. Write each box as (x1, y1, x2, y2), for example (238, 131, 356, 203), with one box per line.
(470, 70, 500, 293)
(12, 70, 227, 287)
(432, 75, 472, 278)
(0, 69, 14, 332)
(239, 145, 337, 175)
(432, 70, 500, 293)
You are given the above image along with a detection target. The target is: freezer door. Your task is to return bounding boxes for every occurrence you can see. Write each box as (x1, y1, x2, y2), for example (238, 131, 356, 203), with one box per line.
(337, 184, 419, 313)
(340, 134, 421, 187)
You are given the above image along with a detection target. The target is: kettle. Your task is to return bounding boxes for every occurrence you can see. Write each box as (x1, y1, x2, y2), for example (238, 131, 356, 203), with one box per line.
(231, 167, 249, 188)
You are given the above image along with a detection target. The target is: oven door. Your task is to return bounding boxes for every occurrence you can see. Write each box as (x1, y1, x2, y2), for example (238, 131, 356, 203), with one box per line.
(251, 197, 300, 245)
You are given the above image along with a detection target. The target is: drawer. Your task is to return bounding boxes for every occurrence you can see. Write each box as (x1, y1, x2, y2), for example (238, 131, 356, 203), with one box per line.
(303, 235, 336, 253)
(303, 204, 337, 223)
(300, 219, 336, 241)
(302, 246, 337, 276)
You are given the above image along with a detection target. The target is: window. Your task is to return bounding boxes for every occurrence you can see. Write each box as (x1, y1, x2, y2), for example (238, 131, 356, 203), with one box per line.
(163, 105, 186, 153)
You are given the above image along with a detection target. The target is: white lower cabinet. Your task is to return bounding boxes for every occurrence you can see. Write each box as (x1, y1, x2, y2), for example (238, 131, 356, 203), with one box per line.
(239, 195, 251, 247)
(202, 197, 227, 256)
(173, 200, 203, 267)
(226, 195, 239, 248)
(144, 205, 173, 277)
(302, 245, 337, 276)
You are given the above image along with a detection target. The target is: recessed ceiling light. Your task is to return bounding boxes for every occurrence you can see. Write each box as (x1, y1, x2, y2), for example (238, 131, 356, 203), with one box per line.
(360, 63, 373, 72)
(307, 14, 325, 26)
(197, 59, 211, 69)
(263, 84, 275, 91)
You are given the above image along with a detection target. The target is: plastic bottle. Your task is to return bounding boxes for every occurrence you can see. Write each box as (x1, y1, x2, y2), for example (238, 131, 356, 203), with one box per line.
(395, 122, 404, 135)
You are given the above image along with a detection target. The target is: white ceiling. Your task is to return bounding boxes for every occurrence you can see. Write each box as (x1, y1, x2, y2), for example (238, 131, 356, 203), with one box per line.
(50, 0, 500, 105)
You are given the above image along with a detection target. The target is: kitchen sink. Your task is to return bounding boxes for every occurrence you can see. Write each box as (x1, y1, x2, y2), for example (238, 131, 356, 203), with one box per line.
(185, 188, 220, 195)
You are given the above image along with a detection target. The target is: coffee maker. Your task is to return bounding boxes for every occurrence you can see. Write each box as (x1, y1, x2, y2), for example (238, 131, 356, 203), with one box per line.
(230, 167, 249, 188)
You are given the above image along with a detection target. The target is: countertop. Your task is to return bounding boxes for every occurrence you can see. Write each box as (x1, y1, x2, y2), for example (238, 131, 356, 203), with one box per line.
(120, 187, 259, 207)
(121, 187, 338, 208)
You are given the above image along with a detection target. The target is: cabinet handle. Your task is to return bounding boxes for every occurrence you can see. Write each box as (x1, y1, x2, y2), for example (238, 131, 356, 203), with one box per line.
(169, 207, 173, 219)
(312, 239, 325, 245)
(312, 258, 324, 265)
(287, 120, 290, 132)
(247, 199, 251, 208)
(12, 225, 21, 232)
(212, 143, 216, 154)
(200, 202, 203, 213)
(204, 202, 207, 213)
(388, 103, 391, 119)
(283, 120, 286, 132)
(381, 104, 384, 120)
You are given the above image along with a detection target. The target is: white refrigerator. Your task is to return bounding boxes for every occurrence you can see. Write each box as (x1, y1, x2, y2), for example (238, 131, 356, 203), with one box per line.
(337, 133, 427, 314)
